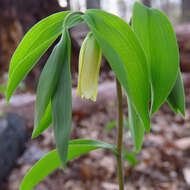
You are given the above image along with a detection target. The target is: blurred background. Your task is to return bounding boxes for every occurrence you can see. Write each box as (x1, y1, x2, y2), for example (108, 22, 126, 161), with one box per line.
(0, 0, 190, 190)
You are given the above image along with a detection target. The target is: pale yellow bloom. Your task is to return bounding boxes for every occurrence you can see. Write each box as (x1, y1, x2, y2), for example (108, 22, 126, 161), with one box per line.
(77, 32, 102, 101)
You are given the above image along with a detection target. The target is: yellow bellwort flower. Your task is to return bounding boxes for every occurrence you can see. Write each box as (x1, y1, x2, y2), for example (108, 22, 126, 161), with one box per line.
(77, 32, 102, 101)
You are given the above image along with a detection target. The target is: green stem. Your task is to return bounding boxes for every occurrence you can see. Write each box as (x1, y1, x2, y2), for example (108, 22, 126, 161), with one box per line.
(116, 78, 124, 190)
(63, 11, 84, 27)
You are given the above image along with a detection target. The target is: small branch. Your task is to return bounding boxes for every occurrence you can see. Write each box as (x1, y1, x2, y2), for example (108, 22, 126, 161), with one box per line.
(116, 78, 125, 190)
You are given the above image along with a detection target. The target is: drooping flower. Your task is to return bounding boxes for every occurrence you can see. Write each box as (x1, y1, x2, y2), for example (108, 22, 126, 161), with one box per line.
(77, 32, 102, 101)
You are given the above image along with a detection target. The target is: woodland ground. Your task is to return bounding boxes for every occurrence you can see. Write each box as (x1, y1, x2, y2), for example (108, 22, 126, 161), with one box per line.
(1, 71, 190, 190)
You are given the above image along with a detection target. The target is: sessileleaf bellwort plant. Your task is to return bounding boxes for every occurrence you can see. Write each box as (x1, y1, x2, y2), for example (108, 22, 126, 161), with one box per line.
(6, 2, 185, 190)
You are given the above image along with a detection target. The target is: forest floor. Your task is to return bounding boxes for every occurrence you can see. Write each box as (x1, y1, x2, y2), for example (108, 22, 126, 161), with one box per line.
(1, 72, 190, 190)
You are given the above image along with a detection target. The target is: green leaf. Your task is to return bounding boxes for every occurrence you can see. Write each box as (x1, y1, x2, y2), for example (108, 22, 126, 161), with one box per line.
(105, 120, 116, 132)
(132, 2, 179, 114)
(124, 152, 138, 165)
(127, 97, 144, 152)
(32, 101, 52, 138)
(7, 11, 70, 102)
(105, 116, 128, 132)
(51, 29, 72, 169)
(33, 35, 69, 138)
(167, 71, 185, 116)
(83, 9, 150, 131)
(20, 139, 117, 190)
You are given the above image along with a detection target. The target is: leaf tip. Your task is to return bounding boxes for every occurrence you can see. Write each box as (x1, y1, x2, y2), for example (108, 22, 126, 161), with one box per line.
(31, 132, 37, 139)
(179, 100, 186, 117)
(6, 92, 11, 105)
(180, 108, 186, 117)
(142, 115, 151, 133)
(150, 102, 158, 116)
(62, 164, 67, 171)
(6, 82, 13, 104)
(31, 125, 41, 139)
(6, 97, 10, 105)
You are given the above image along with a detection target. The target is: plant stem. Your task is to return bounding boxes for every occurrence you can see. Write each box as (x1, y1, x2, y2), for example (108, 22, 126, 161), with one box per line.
(116, 78, 124, 190)
(63, 11, 84, 27)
